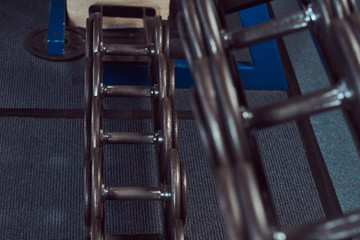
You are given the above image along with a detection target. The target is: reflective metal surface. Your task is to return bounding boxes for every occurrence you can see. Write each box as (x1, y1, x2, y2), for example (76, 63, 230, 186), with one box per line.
(177, 0, 360, 239)
(84, 5, 187, 240)
(82, 0, 360, 239)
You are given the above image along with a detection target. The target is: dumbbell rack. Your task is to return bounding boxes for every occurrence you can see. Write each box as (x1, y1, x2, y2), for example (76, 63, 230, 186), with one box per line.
(177, 0, 360, 239)
(84, 5, 187, 240)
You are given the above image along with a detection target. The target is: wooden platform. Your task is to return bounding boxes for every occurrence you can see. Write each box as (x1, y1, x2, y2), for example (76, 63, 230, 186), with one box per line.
(67, 0, 170, 28)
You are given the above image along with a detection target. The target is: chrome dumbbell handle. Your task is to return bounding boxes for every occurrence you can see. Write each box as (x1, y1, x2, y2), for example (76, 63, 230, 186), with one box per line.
(84, 4, 188, 240)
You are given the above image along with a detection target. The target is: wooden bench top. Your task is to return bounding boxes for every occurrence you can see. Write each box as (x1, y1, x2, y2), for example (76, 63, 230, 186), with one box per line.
(67, 0, 170, 28)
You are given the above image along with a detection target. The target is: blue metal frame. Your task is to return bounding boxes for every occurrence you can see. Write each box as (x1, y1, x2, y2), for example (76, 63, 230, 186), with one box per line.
(47, 0, 65, 55)
(103, 65, 150, 86)
(238, 3, 287, 90)
(47, 1, 287, 89)
(172, 3, 288, 90)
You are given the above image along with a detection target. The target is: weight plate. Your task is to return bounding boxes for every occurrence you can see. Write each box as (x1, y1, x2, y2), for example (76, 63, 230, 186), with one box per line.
(144, 16, 156, 95)
(146, 15, 163, 58)
(196, 0, 223, 54)
(85, 57, 93, 144)
(149, 53, 159, 89)
(84, 57, 92, 227)
(158, 53, 168, 100)
(84, 156, 91, 227)
(93, 52, 103, 97)
(26, 27, 85, 61)
(331, 20, 360, 143)
(330, 0, 356, 18)
(148, 56, 159, 134)
(166, 149, 181, 231)
(153, 54, 169, 131)
(91, 96, 103, 149)
(163, 20, 170, 57)
(172, 220, 185, 240)
(167, 60, 176, 150)
(172, 108, 179, 149)
(144, 16, 153, 47)
(168, 60, 176, 100)
(181, 0, 207, 59)
(343, 0, 357, 14)
(92, 12, 102, 53)
(312, 0, 334, 28)
(160, 98, 173, 181)
(348, 0, 358, 12)
(91, 146, 105, 239)
(180, 161, 188, 225)
(348, 13, 360, 42)
(154, 15, 163, 56)
(85, 17, 94, 58)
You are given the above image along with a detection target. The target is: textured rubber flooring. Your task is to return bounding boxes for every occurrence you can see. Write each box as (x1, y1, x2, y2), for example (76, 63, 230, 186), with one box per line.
(0, 0, 355, 239)
(271, 0, 360, 214)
